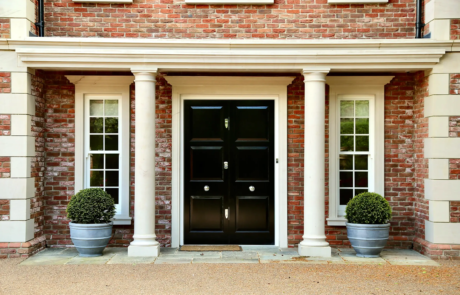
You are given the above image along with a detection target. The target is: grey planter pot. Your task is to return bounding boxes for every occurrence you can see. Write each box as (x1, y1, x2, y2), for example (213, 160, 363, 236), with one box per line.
(69, 222, 113, 257)
(346, 222, 390, 258)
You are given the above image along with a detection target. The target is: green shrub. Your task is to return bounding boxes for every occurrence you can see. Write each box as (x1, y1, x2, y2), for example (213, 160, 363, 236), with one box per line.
(66, 188, 116, 224)
(345, 192, 392, 224)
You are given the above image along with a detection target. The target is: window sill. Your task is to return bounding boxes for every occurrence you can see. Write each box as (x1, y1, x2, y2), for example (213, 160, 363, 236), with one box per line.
(72, 0, 133, 3)
(112, 216, 132, 225)
(327, 217, 347, 226)
(185, 0, 273, 4)
(328, 0, 388, 3)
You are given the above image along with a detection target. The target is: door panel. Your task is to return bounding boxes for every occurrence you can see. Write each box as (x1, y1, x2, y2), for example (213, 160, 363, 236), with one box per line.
(190, 196, 224, 231)
(190, 146, 224, 181)
(236, 196, 269, 232)
(184, 100, 274, 245)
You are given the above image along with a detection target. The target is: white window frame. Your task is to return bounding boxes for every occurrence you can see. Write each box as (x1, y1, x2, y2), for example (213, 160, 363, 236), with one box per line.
(326, 76, 393, 226)
(68, 76, 134, 225)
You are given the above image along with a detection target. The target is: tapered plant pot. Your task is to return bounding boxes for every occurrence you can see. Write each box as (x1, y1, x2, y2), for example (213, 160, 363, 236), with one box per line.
(69, 222, 113, 257)
(346, 222, 390, 258)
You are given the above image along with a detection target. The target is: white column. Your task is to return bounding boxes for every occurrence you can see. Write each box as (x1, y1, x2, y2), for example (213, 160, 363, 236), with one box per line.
(128, 70, 160, 257)
(298, 69, 332, 257)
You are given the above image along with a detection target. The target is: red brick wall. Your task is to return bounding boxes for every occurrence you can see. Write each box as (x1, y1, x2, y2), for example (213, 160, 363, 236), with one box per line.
(0, 18, 10, 39)
(451, 19, 460, 40)
(0, 200, 9, 221)
(0, 72, 11, 94)
(44, 0, 417, 39)
(0, 157, 10, 178)
(412, 71, 431, 255)
(450, 201, 460, 223)
(43, 72, 76, 247)
(383, 74, 416, 248)
(450, 74, 460, 95)
(0, 115, 11, 136)
(449, 117, 460, 137)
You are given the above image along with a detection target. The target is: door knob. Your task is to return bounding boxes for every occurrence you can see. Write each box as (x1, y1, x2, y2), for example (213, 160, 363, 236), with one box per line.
(204, 185, 209, 192)
(249, 186, 255, 192)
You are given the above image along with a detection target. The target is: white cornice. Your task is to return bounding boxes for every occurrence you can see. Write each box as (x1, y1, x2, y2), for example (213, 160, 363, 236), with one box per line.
(66, 75, 134, 86)
(0, 37, 456, 72)
(326, 76, 395, 86)
(165, 76, 295, 86)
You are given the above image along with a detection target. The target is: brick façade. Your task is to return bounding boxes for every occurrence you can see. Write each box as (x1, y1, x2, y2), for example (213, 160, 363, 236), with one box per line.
(44, 0, 417, 39)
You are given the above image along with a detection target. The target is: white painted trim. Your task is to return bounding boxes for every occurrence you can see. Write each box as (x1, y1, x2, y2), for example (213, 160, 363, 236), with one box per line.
(9, 38, 450, 72)
(328, 0, 388, 3)
(68, 76, 134, 225)
(169, 76, 293, 248)
(326, 76, 392, 226)
(186, 0, 272, 4)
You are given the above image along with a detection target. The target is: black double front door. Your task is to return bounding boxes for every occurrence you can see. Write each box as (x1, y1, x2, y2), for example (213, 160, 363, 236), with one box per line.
(184, 100, 275, 245)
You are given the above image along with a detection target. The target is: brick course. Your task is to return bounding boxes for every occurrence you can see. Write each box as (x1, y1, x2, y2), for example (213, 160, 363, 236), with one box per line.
(0, 200, 9, 221)
(450, 74, 460, 95)
(44, 0, 417, 39)
(451, 19, 460, 40)
(0, 18, 10, 39)
(449, 116, 460, 137)
(0, 157, 11, 178)
(0, 115, 11, 136)
(0, 72, 11, 94)
(450, 201, 460, 223)
(449, 159, 460, 180)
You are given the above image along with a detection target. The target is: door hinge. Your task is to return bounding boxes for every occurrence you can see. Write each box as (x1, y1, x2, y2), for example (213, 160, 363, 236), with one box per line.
(225, 118, 230, 129)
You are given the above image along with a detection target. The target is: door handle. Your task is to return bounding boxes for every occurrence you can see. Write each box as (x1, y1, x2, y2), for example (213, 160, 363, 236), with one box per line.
(224, 161, 228, 169)
(249, 186, 255, 192)
(204, 185, 209, 192)
(225, 208, 229, 219)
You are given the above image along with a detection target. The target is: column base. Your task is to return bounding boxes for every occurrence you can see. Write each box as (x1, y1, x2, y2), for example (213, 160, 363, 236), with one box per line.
(128, 244, 160, 257)
(298, 244, 331, 257)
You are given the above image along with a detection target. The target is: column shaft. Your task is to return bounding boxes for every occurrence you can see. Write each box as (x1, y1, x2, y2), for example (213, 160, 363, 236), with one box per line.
(298, 70, 331, 257)
(128, 71, 160, 257)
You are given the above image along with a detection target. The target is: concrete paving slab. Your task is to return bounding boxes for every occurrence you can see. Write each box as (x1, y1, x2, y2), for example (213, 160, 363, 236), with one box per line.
(161, 252, 221, 258)
(279, 248, 299, 255)
(33, 248, 69, 256)
(66, 255, 114, 265)
(222, 251, 258, 259)
(20, 256, 74, 266)
(154, 258, 192, 264)
(387, 260, 440, 266)
(103, 248, 128, 255)
(382, 255, 431, 261)
(160, 247, 178, 254)
(108, 254, 156, 265)
(193, 258, 259, 264)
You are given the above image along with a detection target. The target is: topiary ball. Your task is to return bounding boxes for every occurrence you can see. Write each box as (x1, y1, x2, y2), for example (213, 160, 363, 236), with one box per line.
(345, 192, 392, 224)
(66, 188, 116, 224)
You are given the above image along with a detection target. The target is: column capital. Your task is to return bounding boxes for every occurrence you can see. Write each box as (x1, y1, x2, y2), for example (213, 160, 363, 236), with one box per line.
(301, 68, 330, 83)
(131, 68, 158, 82)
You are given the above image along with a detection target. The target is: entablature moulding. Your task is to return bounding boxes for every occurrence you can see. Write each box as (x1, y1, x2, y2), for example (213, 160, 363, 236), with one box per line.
(1, 38, 458, 73)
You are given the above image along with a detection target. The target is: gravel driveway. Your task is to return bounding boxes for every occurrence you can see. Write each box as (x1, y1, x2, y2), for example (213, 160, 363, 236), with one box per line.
(1, 258, 459, 294)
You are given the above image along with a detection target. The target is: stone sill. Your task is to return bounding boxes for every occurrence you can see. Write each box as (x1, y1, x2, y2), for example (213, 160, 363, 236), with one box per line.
(327, 218, 347, 226)
(72, 0, 133, 3)
(113, 216, 132, 225)
(328, 0, 389, 3)
(185, 0, 273, 4)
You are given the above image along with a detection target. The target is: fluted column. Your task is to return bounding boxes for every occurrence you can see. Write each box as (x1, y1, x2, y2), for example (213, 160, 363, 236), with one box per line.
(298, 69, 332, 257)
(128, 70, 160, 257)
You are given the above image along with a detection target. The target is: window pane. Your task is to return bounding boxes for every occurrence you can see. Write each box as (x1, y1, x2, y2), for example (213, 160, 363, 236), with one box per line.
(339, 155, 353, 170)
(90, 171, 103, 186)
(90, 117, 103, 133)
(356, 118, 369, 134)
(105, 100, 118, 116)
(105, 118, 119, 133)
(105, 171, 119, 186)
(105, 135, 118, 151)
(355, 172, 368, 187)
(105, 188, 119, 204)
(355, 155, 368, 170)
(90, 135, 103, 151)
(356, 100, 369, 117)
(90, 100, 103, 116)
(340, 172, 353, 187)
(340, 118, 354, 134)
(355, 189, 368, 196)
(340, 189, 354, 205)
(106, 154, 119, 169)
(340, 136, 354, 152)
(356, 136, 369, 151)
(90, 154, 103, 169)
(340, 101, 354, 117)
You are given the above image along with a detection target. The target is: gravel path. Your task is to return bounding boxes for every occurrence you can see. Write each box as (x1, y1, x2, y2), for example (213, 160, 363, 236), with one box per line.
(1, 258, 459, 294)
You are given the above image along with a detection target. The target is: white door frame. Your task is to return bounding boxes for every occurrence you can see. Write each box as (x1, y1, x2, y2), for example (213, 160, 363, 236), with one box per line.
(167, 76, 294, 248)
